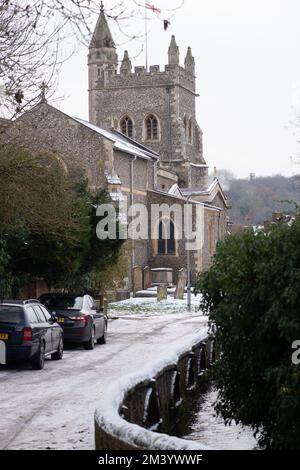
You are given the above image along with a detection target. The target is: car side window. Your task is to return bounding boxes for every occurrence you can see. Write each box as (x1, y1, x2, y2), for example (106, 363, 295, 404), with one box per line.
(26, 306, 39, 324)
(33, 306, 46, 323)
(39, 305, 52, 321)
(86, 296, 93, 309)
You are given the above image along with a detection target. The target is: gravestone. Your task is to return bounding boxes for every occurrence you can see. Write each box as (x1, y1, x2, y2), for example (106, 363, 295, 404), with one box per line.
(151, 268, 173, 286)
(143, 266, 152, 290)
(133, 266, 143, 295)
(157, 285, 168, 302)
(174, 268, 187, 300)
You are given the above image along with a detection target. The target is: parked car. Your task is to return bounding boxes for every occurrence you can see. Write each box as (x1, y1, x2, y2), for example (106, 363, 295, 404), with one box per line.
(0, 299, 63, 370)
(38, 293, 107, 349)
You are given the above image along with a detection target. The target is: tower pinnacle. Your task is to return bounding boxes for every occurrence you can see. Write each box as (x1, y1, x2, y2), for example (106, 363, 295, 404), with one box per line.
(121, 50, 132, 73)
(90, 4, 115, 50)
(185, 47, 195, 74)
(168, 35, 179, 66)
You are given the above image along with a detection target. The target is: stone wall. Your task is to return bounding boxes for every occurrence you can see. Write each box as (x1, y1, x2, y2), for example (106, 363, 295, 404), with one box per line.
(95, 334, 216, 450)
(1, 102, 108, 191)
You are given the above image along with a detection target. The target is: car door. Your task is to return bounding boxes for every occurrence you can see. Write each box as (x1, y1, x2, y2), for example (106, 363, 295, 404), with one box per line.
(90, 297, 105, 338)
(33, 305, 53, 353)
(84, 295, 100, 337)
(24, 306, 41, 347)
(40, 305, 60, 350)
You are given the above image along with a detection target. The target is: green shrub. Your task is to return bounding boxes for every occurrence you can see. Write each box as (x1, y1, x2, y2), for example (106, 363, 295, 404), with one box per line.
(195, 217, 300, 449)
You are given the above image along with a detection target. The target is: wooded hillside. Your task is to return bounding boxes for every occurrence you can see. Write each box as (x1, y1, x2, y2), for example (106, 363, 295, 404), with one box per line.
(225, 174, 300, 225)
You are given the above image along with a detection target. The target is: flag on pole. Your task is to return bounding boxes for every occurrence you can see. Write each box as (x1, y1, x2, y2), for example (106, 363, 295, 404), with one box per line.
(145, 3, 161, 14)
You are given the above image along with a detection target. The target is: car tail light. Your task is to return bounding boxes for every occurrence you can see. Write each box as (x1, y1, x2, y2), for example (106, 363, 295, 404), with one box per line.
(69, 315, 89, 326)
(23, 327, 33, 342)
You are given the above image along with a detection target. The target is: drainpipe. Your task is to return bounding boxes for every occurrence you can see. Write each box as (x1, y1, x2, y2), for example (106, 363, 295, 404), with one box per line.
(166, 86, 173, 165)
(218, 210, 221, 241)
(153, 159, 158, 191)
(186, 194, 193, 312)
(130, 156, 137, 293)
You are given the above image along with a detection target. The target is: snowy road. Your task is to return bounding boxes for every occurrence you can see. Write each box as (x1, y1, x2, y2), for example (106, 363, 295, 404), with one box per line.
(0, 312, 208, 450)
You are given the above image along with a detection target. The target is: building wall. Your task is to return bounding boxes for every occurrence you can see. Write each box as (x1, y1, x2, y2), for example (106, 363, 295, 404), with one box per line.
(1, 103, 108, 190)
(147, 191, 226, 282)
(113, 151, 154, 194)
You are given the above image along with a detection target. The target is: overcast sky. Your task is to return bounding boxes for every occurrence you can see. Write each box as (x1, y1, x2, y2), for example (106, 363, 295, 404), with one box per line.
(56, 0, 300, 179)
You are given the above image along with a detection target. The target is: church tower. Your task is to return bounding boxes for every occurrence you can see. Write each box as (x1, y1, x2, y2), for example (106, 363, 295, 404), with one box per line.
(88, 5, 208, 190)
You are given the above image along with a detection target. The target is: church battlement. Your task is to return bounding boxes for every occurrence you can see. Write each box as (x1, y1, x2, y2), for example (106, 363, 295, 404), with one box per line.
(87, 9, 196, 96)
(91, 61, 196, 94)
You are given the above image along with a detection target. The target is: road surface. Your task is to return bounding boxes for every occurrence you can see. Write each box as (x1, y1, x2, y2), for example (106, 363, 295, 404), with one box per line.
(0, 312, 207, 450)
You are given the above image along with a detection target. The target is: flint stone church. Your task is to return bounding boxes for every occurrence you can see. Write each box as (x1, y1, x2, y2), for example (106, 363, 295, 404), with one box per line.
(1, 6, 228, 292)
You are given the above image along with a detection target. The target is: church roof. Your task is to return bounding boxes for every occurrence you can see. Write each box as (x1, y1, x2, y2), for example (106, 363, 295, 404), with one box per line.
(181, 178, 229, 208)
(90, 8, 115, 49)
(168, 184, 183, 198)
(74, 117, 158, 161)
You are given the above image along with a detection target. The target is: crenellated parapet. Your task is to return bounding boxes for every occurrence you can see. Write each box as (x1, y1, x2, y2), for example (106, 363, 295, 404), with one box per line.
(92, 63, 196, 95)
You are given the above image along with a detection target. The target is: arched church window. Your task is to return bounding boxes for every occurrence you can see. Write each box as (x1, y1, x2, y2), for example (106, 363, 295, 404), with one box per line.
(145, 114, 159, 141)
(183, 115, 188, 141)
(188, 118, 193, 144)
(158, 220, 176, 255)
(120, 116, 133, 138)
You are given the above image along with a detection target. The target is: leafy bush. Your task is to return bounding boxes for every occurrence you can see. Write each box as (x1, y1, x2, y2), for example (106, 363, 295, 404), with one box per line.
(194, 217, 300, 449)
(0, 148, 124, 296)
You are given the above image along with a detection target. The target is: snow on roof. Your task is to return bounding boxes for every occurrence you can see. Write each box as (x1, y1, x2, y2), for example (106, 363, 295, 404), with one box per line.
(73, 117, 158, 161)
(168, 184, 183, 197)
(190, 162, 208, 168)
(181, 179, 219, 197)
(109, 192, 125, 202)
(105, 171, 122, 185)
(151, 268, 173, 272)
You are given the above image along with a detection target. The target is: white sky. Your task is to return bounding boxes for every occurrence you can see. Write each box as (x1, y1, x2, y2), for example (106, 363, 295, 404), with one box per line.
(56, 0, 300, 178)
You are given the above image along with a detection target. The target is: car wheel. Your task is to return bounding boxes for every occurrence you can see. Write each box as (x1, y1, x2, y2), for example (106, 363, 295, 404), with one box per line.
(83, 327, 95, 350)
(51, 336, 64, 360)
(32, 342, 45, 370)
(97, 322, 107, 345)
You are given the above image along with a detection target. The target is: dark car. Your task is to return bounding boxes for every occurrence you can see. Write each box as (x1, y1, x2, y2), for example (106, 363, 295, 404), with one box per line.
(0, 299, 63, 370)
(38, 293, 107, 350)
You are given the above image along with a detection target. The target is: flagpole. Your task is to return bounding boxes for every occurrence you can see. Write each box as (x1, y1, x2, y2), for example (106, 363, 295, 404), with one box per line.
(145, 1, 148, 71)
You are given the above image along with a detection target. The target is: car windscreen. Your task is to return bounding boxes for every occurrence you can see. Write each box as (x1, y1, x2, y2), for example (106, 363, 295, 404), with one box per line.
(0, 306, 24, 324)
(40, 296, 83, 310)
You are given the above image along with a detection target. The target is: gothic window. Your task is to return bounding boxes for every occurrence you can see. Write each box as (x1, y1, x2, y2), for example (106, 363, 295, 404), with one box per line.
(158, 220, 176, 255)
(188, 118, 193, 144)
(158, 221, 165, 255)
(120, 116, 133, 138)
(145, 114, 159, 141)
(183, 115, 188, 141)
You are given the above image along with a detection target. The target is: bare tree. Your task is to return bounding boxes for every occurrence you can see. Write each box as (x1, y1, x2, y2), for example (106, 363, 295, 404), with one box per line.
(0, 0, 184, 118)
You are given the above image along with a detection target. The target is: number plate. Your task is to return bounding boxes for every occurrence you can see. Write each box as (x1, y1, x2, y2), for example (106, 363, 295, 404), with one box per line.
(0, 333, 9, 340)
(57, 318, 65, 324)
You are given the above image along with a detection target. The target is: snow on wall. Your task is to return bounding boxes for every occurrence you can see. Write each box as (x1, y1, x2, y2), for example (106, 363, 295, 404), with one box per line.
(94, 328, 214, 450)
